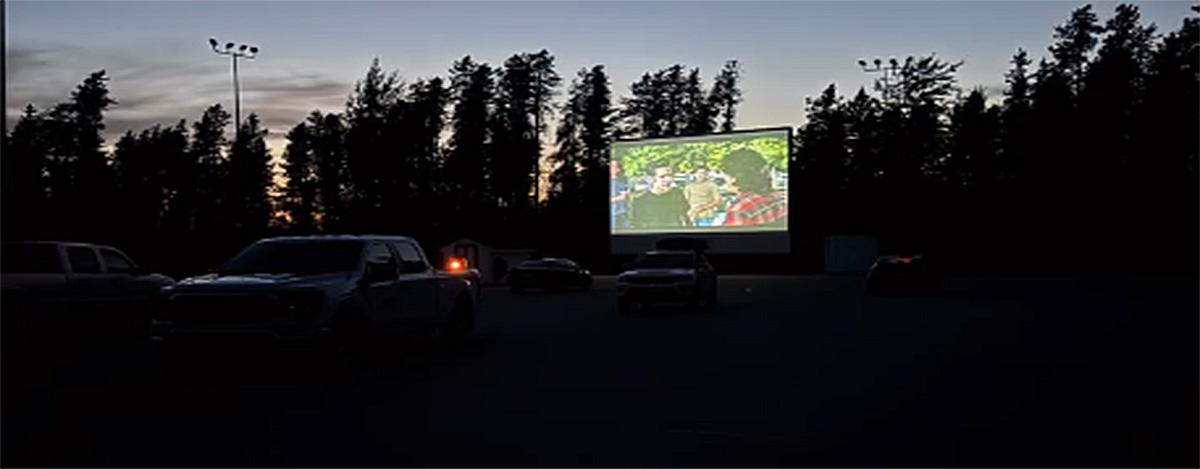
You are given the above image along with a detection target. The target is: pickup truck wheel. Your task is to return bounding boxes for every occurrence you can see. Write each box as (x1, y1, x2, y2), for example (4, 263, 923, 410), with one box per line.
(443, 298, 475, 344)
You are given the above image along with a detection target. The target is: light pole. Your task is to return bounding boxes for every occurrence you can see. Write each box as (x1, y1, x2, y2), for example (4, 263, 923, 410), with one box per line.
(857, 56, 905, 104)
(209, 37, 259, 137)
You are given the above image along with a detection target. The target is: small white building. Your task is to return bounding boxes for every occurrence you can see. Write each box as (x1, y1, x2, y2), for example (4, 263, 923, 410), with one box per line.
(438, 237, 535, 284)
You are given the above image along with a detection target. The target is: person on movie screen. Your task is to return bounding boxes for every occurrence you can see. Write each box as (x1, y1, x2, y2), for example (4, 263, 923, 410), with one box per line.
(629, 164, 691, 229)
(720, 149, 788, 227)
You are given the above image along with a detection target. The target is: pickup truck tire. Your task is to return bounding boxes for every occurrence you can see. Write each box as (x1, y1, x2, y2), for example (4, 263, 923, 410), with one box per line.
(442, 296, 475, 344)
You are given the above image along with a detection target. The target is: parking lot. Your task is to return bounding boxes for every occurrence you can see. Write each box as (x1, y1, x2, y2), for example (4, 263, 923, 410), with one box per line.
(3, 275, 1196, 467)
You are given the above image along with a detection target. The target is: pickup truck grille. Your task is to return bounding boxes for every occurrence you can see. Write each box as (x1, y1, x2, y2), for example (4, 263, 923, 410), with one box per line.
(166, 294, 283, 324)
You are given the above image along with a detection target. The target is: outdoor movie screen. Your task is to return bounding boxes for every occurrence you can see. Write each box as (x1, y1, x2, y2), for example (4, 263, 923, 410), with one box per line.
(609, 128, 790, 235)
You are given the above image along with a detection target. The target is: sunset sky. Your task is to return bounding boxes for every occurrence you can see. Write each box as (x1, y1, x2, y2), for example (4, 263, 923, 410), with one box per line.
(5, 1, 1195, 156)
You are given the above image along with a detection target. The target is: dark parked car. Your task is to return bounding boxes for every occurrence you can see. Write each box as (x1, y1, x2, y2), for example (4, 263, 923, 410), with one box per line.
(508, 258, 592, 293)
(866, 254, 943, 296)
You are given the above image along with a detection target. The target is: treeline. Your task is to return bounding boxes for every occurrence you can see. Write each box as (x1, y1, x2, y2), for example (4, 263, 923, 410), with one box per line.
(3, 3, 1195, 276)
(2, 49, 744, 276)
(793, 4, 1197, 275)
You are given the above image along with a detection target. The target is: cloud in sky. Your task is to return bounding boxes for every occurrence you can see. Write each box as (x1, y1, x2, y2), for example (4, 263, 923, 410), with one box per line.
(7, 41, 355, 156)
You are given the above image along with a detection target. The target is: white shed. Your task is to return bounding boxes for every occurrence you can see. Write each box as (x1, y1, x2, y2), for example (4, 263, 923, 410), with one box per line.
(438, 238, 535, 284)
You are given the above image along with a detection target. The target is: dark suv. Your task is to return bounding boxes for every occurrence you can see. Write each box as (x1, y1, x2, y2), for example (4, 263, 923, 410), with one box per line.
(616, 250, 717, 313)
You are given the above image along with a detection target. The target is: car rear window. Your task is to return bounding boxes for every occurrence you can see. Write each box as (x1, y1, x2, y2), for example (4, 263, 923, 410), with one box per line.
(1, 243, 64, 274)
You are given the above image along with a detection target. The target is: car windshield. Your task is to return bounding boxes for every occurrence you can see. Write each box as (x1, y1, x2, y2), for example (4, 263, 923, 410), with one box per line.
(218, 240, 363, 275)
(632, 253, 694, 269)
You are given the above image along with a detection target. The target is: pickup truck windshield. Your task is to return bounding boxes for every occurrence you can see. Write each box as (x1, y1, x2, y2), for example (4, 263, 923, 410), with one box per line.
(218, 240, 363, 275)
(632, 254, 694, 269)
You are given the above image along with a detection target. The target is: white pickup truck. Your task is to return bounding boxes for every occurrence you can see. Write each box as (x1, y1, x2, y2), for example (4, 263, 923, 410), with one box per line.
(1, 241, 177, 346)
(150, 235, 479, 355)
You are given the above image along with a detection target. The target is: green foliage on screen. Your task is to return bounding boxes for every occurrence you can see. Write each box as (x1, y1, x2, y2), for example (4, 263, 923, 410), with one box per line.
(612, 130, 789, 178)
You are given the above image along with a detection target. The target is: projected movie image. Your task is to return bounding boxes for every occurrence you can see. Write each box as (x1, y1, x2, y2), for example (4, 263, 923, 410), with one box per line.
(610, 128, 790, 234)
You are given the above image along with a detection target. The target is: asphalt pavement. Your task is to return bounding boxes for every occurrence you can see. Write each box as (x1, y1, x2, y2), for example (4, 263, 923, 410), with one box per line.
(3, 275, 1196, 467)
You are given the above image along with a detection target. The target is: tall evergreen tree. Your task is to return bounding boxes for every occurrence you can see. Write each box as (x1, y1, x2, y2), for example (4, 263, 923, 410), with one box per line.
(796, 83, 849, 195)
(1050, 4, 1105, 94)
(577, 65, 616, 196)
(113, 123, 186, 240)
(708, 60, 743, 132)
(281, 121, 318, 233)
(842, 87, 883, 196)
(344, 58, 404, 232)
(41, 71, 118, 240)
(309, 111, 348, 232)
(2, 105, 52, 240)
(1000, 48, 1034, 185)
(490, 50, 560, 217)
(445, 56, 497, 231)
(226, 114, 273, 239)
(190, 104, 232, 235)
(1081, 3, 1158, 183)
(948, 88, 1002, 188)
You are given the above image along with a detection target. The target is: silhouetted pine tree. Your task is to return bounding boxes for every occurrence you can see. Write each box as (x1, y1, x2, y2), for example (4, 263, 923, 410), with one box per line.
(797, 83, 849, 195)
(2, 105, 52, 240)
(281, 121, 318, 233)
(113, 123, 186, 241)
(948, 88, 1001, 189)
(1050, 4, 1105, 95)
(310, 111, 349, 232)
(225, 114, 273, 240)
(490, 50, 560, 221)
(795, 83, 850, 235)
(842, 87, 883, 196)
(343, 58, 403, 233)
(709, 60, 743, 132)
(190, 104, 232, 236)
(1000, 48, 1034, 186)
(444, 56, 497, 236)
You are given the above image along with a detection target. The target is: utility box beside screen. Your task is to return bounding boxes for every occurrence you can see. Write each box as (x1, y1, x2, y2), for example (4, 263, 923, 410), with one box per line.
(824, 235, 879, 274)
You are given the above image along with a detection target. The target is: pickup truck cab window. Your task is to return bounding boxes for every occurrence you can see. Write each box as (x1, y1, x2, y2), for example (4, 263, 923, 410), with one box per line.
(364, 243, 400, 281)
(100, 249, 136, 274)
(67, 247, 102, 274)
(390, 241, 429, 274)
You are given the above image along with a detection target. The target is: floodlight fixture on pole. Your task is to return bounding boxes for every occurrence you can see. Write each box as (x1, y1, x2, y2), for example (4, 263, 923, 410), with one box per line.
(209, 37, 259, 138)
(857, 56, 903, 104)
